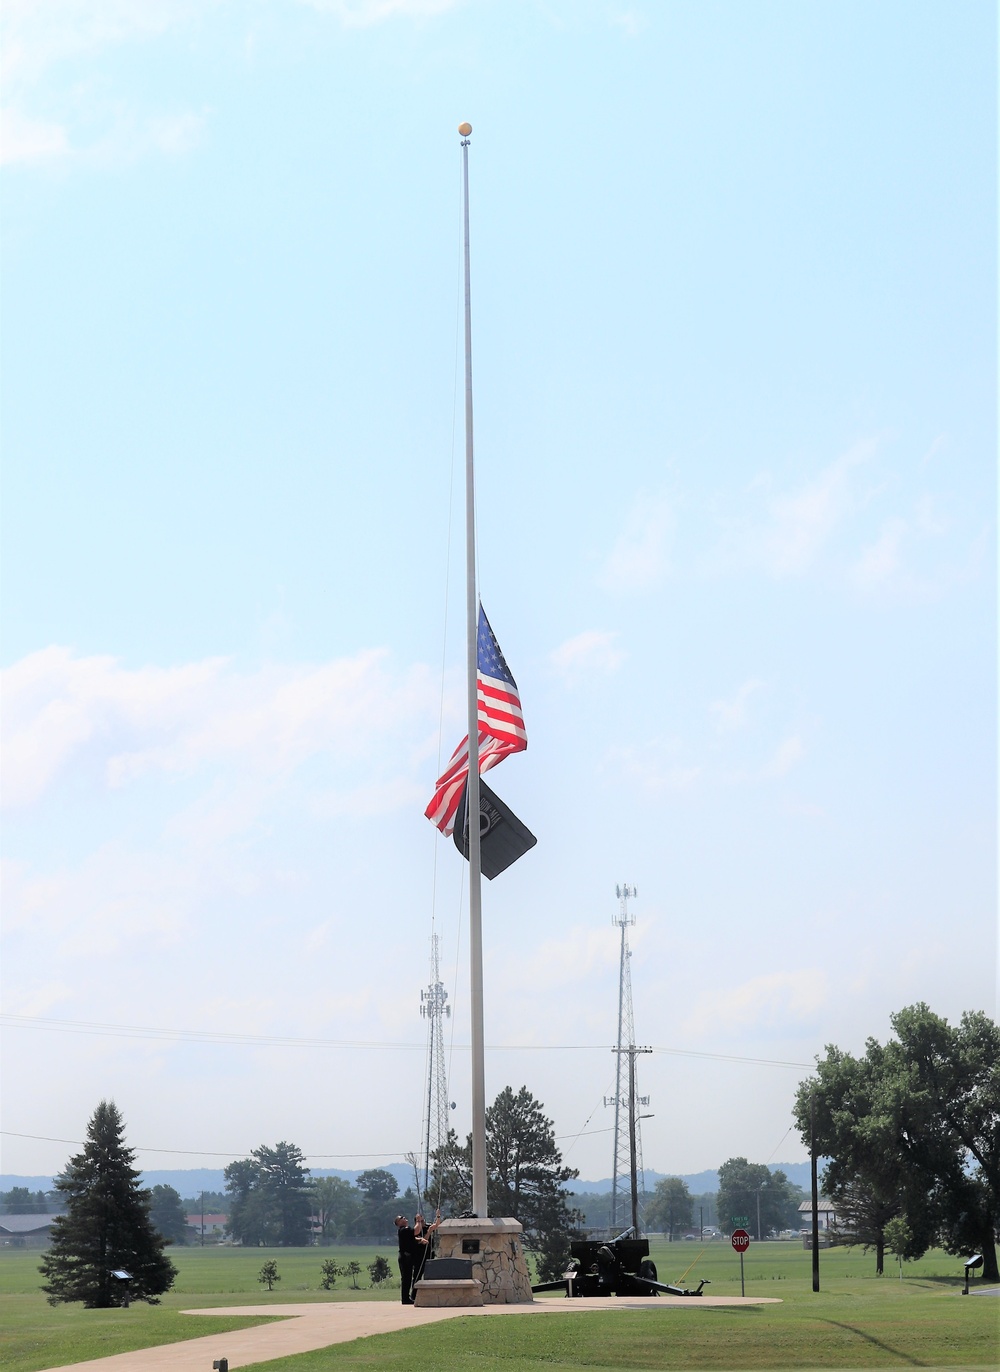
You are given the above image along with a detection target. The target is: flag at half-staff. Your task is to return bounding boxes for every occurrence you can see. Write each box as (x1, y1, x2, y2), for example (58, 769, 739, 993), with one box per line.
(425, 603, 527, 837)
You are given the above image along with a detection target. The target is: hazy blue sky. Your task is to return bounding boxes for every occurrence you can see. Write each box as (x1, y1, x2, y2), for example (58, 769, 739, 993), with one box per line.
(2, 0, 995, 1187)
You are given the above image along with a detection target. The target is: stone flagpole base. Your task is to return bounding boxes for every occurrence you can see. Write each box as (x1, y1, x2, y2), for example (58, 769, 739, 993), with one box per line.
(414, 1217, 534, 1306)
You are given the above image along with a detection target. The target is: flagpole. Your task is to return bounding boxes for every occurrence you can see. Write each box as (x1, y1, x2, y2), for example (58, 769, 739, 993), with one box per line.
(460, 121, 488, 1218)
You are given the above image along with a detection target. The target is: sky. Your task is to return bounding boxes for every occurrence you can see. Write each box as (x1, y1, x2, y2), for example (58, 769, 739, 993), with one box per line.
(1, 0, 996, 1191)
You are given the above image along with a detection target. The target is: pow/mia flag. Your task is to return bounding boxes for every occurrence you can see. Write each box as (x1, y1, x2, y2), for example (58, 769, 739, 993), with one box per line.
(453, 779, 536, 880)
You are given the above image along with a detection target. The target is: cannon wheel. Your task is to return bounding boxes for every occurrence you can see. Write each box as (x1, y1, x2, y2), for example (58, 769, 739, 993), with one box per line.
(638, 1259, 658, 1282)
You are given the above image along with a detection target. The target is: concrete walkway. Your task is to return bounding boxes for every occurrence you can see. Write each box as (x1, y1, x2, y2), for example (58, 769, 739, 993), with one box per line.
(41, 1295, 783, 1372)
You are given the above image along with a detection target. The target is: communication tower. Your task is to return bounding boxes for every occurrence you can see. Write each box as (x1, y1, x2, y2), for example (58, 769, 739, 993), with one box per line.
(419, 933, 452, 1197)
(604, 883, 651, 1233)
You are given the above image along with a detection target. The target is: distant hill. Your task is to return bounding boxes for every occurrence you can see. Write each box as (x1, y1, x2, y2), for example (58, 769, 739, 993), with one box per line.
(3, 1160, 814, 1198)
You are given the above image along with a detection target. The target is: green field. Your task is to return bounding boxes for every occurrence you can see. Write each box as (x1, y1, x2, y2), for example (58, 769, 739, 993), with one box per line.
(1, 1241, 996, 1372)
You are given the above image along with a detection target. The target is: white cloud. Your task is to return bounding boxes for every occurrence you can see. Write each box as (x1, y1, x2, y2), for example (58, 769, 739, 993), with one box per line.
(601, 741, 701, 795)
(1, 0, 210, 168)
(851, 516, 907, 588)
(1, 645, 438, 808)
(0, 646, 449, 1033)
(684, 969, 827, 1036)
(0, 105, 69, 165)
(599, 493, 674, 592)
(703, 438, 883, 582)
(503, 926, 619, 996)
(0, 0, 460, 168)
(710, 678, 764, 733)
(760, 734, 804, 779)
(549, 630, 625, 680)
(1, 0, 201, 85)
(298, 0, 461, 22)
(760, 438, 876, 576)
(608, 8, 645, 38)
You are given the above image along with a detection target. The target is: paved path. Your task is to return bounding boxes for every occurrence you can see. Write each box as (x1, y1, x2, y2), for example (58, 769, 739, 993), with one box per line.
(40, 1295, 783, 1372)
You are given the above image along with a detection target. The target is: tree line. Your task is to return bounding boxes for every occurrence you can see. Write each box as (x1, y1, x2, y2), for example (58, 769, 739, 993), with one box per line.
(643, 1161, 805, 1240)
(37, 1084, 583, 1304)
(34, 1001, 995, 1306)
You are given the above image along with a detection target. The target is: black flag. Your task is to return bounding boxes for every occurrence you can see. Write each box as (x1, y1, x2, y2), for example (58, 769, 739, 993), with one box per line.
(453, 779, 537, 879)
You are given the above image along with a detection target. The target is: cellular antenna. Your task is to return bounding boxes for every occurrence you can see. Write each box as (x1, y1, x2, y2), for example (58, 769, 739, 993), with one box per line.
(604, 883, 651, 1234)
(419, 933, 452, 1198)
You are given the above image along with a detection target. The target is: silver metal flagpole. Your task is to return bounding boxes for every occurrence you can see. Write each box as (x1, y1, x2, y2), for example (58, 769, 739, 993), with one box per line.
(459, 121, 488, 1218)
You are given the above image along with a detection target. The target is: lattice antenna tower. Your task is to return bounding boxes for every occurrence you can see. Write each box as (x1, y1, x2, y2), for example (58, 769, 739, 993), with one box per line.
(604, 883, 651, 1233)
(419, 932, 452, 1197)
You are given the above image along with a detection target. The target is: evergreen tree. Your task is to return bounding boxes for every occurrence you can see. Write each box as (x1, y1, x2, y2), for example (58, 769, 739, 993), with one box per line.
(148, 1185, 189, 1246)
(431, 1085, 582, 1282)
(355, 1168, 399, 1234)
(225, 1141, 312, 1246)
(39, 1101, 176, 1307)
(180, 1190, 228, 1215)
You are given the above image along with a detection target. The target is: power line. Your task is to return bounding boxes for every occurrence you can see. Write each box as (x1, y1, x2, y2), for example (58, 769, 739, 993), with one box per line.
(0, 1013, 812, 1068)
(0, 1131, 414, 1160)
(3, 1125, 612, 1160)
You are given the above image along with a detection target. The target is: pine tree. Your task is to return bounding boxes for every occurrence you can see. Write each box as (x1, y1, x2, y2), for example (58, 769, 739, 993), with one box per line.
(39, 1101, 177, 1307)
(225, 1141, 312, 1246)
(148, 1184, 189, 1246)
(430, 1085, 582, 1282)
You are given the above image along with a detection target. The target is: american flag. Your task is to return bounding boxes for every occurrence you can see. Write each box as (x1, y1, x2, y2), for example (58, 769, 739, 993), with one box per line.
(425, 604, 527, 835)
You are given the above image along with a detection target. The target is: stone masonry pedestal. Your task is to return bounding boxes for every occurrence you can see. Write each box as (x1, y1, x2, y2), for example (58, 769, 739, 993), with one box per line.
(423, 1217, 533, 1305)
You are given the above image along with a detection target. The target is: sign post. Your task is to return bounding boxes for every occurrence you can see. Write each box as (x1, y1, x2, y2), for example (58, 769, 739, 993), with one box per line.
(731, 1228, 751, 1296)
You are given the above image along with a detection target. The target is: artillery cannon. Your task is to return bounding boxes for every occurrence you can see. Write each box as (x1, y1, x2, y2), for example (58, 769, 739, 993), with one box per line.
(531, 1229, 710, 1298)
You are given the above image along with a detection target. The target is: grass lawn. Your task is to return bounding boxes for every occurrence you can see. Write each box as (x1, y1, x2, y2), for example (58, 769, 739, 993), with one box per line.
(1, 1241, 996, 1372)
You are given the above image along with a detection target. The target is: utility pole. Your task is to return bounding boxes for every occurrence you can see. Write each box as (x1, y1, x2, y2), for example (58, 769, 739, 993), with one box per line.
(419, 932, 452, 1198)
(604, 884, 651, 1233)
(811, 1093, 821, 1292)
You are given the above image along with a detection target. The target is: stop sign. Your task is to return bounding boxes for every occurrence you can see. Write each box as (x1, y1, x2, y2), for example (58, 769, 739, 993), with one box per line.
(731, 1228, 751, 1252)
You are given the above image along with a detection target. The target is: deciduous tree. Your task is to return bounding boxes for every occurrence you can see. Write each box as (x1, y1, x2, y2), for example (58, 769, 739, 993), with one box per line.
(646, 1177, 694, 1240)
(311, 1176, 358, 1243)
(1, 1187, 52, 1214)
(319, 1259, 341, 1289)
(39, 1101, 176, 1307)
(716, 1159, 801, 1240)
(795, 1004, 999, 1281)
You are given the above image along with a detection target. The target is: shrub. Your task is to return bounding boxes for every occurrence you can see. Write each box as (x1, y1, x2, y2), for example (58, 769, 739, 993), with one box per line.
(319, 1259, 341, 1290)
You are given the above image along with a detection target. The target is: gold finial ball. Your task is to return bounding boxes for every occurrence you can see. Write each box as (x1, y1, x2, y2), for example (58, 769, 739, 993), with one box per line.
(458, 122, 472, 136)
